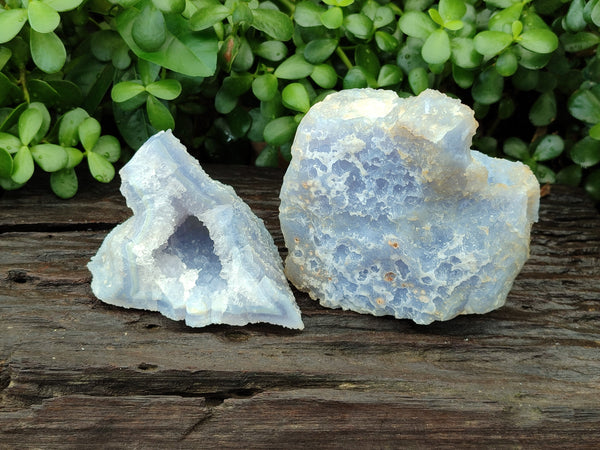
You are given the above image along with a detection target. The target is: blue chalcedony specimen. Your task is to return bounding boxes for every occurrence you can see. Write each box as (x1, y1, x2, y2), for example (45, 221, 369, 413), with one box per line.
(279, 89, 539, 324)
(88, 130, 303, 329)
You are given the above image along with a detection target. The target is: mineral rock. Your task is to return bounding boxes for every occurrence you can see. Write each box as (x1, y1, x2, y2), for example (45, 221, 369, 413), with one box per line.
(279, 89, 539, 324)
(88, 130, 303, 329)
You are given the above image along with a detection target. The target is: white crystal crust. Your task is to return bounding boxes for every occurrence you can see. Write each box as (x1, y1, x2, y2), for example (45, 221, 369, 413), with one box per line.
(88, 130, 304, 329)
(279, 89, 540, 324)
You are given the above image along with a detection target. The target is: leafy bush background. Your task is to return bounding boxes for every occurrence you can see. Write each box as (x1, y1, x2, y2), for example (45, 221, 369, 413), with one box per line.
(1, 0, 599, 199)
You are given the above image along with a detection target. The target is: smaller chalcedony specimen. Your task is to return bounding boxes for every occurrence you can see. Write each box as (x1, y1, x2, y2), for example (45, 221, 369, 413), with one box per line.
(88, 130, 303, 329)
(279, 89, 540, 324)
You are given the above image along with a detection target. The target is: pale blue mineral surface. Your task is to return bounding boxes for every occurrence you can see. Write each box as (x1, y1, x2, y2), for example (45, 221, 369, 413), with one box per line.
(279, 89, 540, 324)
(88, 130, 304, 329)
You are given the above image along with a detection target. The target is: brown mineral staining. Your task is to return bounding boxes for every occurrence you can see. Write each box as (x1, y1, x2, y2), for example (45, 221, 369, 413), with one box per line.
(294, 237, 300, 243)
(388, 240, 399, 249)
(384, 272, 396, 282)
(376, 297, 385, 305)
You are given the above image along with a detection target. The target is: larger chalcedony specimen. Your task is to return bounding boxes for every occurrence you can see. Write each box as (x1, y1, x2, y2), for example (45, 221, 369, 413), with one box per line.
(89, 130, 303, 329)
(279, 89, 539, 324)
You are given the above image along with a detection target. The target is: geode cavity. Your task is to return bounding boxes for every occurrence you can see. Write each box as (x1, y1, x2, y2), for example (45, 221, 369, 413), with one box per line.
(279, 89, 539, 324)
(88, 130, 303, 329)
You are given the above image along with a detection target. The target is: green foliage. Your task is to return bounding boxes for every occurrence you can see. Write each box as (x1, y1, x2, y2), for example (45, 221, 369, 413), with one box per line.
(1, 0, 599, 200)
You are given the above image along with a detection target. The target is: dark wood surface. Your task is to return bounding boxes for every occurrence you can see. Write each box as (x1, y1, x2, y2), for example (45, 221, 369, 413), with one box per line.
(1, 166, 599, 448)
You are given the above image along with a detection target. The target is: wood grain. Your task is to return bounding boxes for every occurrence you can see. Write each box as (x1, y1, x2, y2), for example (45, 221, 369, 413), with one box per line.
(1, 167, 599, 447)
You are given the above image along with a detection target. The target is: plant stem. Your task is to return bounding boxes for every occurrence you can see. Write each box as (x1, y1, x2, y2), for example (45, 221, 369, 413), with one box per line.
(336, 47, 353, 70)
(19, 68, 30, 104)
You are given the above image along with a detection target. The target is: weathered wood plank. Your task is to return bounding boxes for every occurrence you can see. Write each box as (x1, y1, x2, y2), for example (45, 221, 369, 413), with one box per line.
(1, 168, 600, 446)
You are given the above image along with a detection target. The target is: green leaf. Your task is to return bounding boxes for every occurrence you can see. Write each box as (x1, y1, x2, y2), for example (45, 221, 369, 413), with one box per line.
(263, 116, 297, 146)
(373, 5, 395, 28)
(474, 31, 513, 57)
(247, 108, 268, 142)
(152, 0, 185, 14)
(556, 164, 582, 186)
(503, 137, 529, 160)
(282, 83, 310, 113)
(495, 49, 518, 77)
(11, 146, 34, 184)
(571, 136, 600, 167)
(146, 79, 182, 100)
(117, 9, 218, 77)
(252, 8, 294, 41)
(355, 44, 380, 77)
(560, 32, 600, 53)
(18, 108, 43, 146)
(30, 144, 68, 172)
(408, 67, 429, 95)
(274, 54, 313, 80)
(304, 39, 338, 64)
(0, 9, 28, 44)
(0, 132, 23, 154)
(488, 3, 523, 32)
(50, 168, 78, 199)
(63, 147, 84, 168)
(252, 74, 279, 102)
(0, 176, 24, 191)
(569, 89, 600, 124)
(255, 144, 279, 167)
(375, 31, 399, 52)
(590, 123, 600, 140)
(451, 38, 481, 69)
(514, 45, 552, 70)
(190, 5, 231, 30)
(565, 0, 587, 32)
(320, 6, 343, 29)
(294, 1, 324, 27)
(452, 64, 474, 88)
(146, 95, 174, 130)
(534, 163, 556, 184)
(428, 8, 444, 27)
(518, 29, 558, 54)
(0, 104, 28, 133)
(377, 64, 403, 87)
(232, 1, 252, 24)
(225, 106, 251, 139)
(30, 30, 66, 74)
(584, 169, 600, 200)
(132, 4, 166, 52)
(92, 135, 121, 163)
(529, 92, 556, 126)
(343, 66, 369, 89)
(399, 11, 436, 40)
(78, 117, 101, 152)
(28, 102, 51, 145)
(310, 64, 338, 89)
(44, 0, 85, 12)
(422, 29, 451, 64)
(87, 151, 115, 183)
(533, 135, 564, 161)
(111, 81, 146, 103)
(28, 1, 61, 33)
(471, 67, 504, 105)
(0, 147, 12, 178)
(254, 41, 288, 61)
(215, 88, 238, 114)
(439, 0, 466, 21)
(344, 13, 374, 40)
(138, 59, 160, 86)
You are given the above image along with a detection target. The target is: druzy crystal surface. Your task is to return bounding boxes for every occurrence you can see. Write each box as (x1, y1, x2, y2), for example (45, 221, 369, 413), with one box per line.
(279, 89, 539, 324)
(88, 130, 303, 329)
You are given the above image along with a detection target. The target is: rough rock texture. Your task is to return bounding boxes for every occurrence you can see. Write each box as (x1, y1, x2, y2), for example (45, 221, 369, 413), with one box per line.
(88, 130, 303, 329)
(279, 89, 540, 324)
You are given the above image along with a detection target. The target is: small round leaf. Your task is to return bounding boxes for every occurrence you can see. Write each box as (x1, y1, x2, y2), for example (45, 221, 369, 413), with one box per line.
(282, 83, 310, 113)
(18, 108, 44, 146)
(532, 135, 564, 161)
(111, 81, 146, 103)
(51, 168, 78, 199)
(30, 30, 66, 74)
(58, 108, 90, 147)
(28, 0, 61, 33)
(320, 7, 343, 29)
(0, 132, 23, 154)
(503, 137, 529, 160)
(87, 151, 115, 183)
(152, 0, 185, 14)
(0, 9, 28, 44)
(190, 5, 231, 31)
(518, 29, 558, 54)
(274, 54, 314, 80)
(408, 67, 429, 95)
(570, 136, 600, 168)
(78, 117, 101, 152)
(310, 64, 338, 89)
(132, 5, 166, 52)
(377, 64, 403, 87)
(254, 41, 288, 61)
(263, 116, 297, 146)
(585, 169, 600, 200)
(30, 144, 68, 172)
(0, 147, 12, 178)
(92, 135, 121, 163)
(471, 67, 504, 105)
(495, 49, 518, 77)
(146, 95, 175, 130)
(64, 147, 84, 169)
(474, 31, 512, 57)
(399, 11, 436, 40)
(146, 79, 182, 100)
(11, 146, 34, 184)
(568, 90, 600, 124)
(529, 92, 556, 126)
(304, 39, 338, 64)
(294, 1, 324, 27)
(251, 8, 294, 41)
(422, 29, 451, 64)
(252, 74, 279, 102)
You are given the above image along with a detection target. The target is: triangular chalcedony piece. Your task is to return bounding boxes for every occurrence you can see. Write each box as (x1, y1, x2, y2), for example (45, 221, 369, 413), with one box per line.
(279, 89, 540, 325)
(88, 130, 304, 329)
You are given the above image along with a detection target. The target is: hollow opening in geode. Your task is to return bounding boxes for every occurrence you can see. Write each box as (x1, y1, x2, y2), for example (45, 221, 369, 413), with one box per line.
(163, 215, 223, 284)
